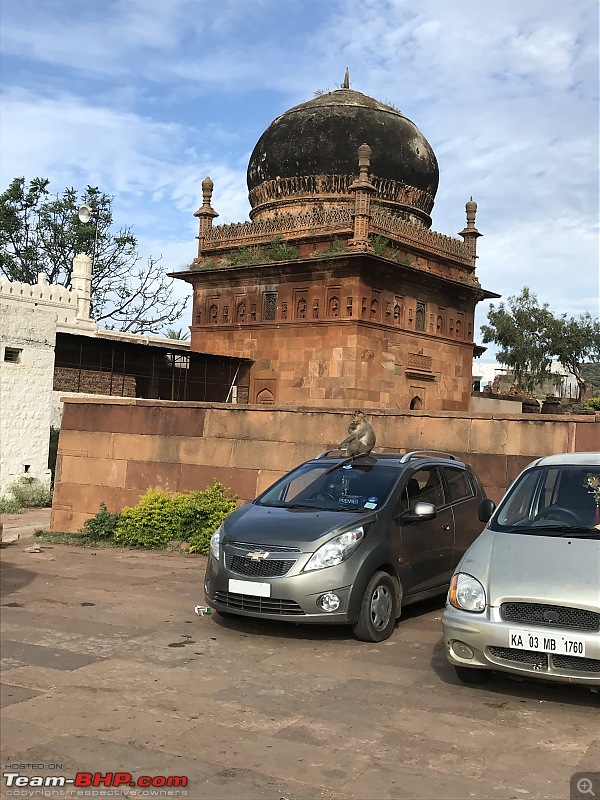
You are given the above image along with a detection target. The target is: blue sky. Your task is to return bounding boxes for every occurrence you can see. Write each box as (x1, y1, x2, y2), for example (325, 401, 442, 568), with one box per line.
(1, 0, 598, 356)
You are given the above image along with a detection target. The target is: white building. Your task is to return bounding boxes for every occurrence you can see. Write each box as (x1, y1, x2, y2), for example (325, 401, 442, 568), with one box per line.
(1, 257, 245, 499)
(0, 257, 95, 496)
(473, 361, 578, 398)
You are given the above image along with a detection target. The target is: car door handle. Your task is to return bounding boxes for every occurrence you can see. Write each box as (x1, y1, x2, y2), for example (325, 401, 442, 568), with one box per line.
(442, 525, 451, 530)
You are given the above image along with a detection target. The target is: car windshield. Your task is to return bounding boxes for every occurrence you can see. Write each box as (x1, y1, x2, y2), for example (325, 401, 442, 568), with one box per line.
(491, 465, 600, 536)
(255, 461, 399, 512)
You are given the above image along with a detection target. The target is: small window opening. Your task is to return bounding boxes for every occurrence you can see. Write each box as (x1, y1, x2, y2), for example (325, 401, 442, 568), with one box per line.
(410, 396, 423, 410)
(4, 347, 22, 363)
(24, 464, 30, 473)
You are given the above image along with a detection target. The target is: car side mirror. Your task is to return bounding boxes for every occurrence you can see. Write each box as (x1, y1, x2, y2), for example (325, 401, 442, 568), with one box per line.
(398, 501, 438, 524)
(478, 498, 496, 523)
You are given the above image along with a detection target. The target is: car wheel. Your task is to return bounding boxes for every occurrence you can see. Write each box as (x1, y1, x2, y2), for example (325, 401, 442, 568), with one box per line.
(454, 665, 491, 684)
(353, 571, 398, 642)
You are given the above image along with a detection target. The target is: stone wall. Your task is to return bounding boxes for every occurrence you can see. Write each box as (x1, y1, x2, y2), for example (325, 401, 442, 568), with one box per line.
(51, 397, 600, 533)
(54, 366, 137, 397)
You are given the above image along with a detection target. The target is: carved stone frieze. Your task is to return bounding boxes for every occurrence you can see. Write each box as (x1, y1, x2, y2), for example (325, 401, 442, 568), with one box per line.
(407, 353, 433, 372)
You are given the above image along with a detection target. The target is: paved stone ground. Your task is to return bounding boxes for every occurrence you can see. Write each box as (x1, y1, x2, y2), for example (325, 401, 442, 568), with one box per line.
(1, 511, 598, 800)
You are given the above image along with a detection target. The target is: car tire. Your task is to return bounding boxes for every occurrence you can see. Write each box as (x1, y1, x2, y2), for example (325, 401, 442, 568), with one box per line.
(352, 571, 398, 642)
(454, 665, 491, 684)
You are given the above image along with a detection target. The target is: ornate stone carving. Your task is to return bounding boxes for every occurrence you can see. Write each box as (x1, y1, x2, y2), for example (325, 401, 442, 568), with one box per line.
(204, 205, 353, 249)
(371, 208, 473, 266)
(264, 292, 277, 321)
(407, 353, 433, 372)
(248, 174, 434, 216)
(415, 301, 426, 331)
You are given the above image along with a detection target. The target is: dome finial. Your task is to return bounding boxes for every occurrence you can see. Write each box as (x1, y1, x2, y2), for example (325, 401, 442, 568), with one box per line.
(342, 68, 350, 89)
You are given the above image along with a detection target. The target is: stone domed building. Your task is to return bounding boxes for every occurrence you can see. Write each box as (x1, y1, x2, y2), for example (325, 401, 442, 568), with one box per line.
(175, 77, 498, 410)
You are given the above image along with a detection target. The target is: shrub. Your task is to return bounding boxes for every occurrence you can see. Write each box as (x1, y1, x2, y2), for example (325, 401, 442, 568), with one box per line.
(587, 397, 600, 411)
(181, 482, 238, 554)
(371, 235, 391, 256)
(1, 476, 52, 511)
(0, 496, 23, 514)
(79, 502, 121, 542)
(114, 482, 237, 554)
(268, 236, 299, 262)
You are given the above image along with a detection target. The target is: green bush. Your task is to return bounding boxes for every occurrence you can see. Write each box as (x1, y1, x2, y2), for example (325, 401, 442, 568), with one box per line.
(79, 502, 121, 542)
(114, 482, 237, 554)
(0, 476, 52, 512)
(0, 496, 23, 514)
(587, 397, 600, 410)
(182, 482, 238, 554)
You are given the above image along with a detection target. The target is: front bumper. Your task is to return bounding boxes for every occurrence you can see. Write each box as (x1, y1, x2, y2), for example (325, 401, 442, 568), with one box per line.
(204, 554, 356, 624)
(442, 605, 600, 686)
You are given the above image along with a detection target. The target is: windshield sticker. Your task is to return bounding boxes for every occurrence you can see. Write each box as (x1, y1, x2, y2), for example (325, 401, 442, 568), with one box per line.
(364, 502, 377, 509)
(339, 495, 362, 508)
(368, 496, 378, 503)
(343, 465, 353, 470)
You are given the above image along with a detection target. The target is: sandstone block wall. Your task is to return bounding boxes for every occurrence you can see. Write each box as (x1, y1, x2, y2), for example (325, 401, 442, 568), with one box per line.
(51, 397, 599, 533)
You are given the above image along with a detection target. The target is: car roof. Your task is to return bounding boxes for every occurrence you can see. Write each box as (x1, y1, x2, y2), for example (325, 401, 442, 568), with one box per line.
(311, 450, 470, 469)
(527, 452, 600, 468)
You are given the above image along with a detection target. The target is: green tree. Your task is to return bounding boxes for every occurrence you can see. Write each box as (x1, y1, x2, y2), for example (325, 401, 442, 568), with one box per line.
(548, 313, 600, 400)
(0, 177, 188, 334)
(481, 287, 555, 393)
(165, 328, 190, 340)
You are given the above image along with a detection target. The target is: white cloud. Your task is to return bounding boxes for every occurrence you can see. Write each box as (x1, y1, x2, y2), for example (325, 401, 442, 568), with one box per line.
(0, 0, 597, 339)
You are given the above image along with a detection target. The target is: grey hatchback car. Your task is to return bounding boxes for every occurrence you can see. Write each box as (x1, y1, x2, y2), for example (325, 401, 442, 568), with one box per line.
(204, 450, 487, 641)
(443, 452, 600, 687)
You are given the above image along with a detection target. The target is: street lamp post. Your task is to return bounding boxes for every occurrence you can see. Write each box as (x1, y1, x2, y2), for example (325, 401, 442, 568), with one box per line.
(77, 203, 100, 270)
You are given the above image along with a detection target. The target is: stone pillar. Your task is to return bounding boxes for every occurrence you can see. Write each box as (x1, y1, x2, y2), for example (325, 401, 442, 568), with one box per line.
(348, 144, 375, 253)
(194, 177, 219, 261)
(458, 197, 482, 266)
(71, 253, 92, 320)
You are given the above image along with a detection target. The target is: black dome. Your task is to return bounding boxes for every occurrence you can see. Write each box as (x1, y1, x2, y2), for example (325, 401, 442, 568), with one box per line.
(247, 88, 439, 202)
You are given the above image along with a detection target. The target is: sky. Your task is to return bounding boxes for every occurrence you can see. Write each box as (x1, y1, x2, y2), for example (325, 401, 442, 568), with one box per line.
(1, 0, 598, 358)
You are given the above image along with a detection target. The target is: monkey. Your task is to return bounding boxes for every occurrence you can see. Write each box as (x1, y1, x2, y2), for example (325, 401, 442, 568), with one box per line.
(338, 410, 376, 456)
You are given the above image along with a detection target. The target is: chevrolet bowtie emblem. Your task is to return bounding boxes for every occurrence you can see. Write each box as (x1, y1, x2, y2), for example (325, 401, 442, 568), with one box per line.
(247, 551, 269, 561)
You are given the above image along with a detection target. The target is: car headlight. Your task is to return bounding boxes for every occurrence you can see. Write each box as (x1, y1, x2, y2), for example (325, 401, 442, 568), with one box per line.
(210, 525, 222, 561)
(304, 526, 364, 572)
(448, 573, 486, 613)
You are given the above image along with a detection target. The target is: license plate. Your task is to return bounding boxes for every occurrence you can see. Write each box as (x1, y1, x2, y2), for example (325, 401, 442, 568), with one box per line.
(508, 628, 586, 657)
(228, 578, 271, 597)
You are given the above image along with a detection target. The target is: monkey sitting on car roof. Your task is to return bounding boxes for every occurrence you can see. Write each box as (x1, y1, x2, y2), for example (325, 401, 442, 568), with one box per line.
(338, 410, 376, 456)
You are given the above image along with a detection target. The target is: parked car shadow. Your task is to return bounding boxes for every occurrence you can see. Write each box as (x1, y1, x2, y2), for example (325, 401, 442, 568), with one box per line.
(0, 558, 38, 600)
(430, 639, 599, 707)
(210, 592, 448, 642)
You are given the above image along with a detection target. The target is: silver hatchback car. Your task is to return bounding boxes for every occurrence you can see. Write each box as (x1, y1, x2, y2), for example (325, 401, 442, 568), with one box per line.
(442, 452, 600, 688)
(204, 450, 487, 641)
